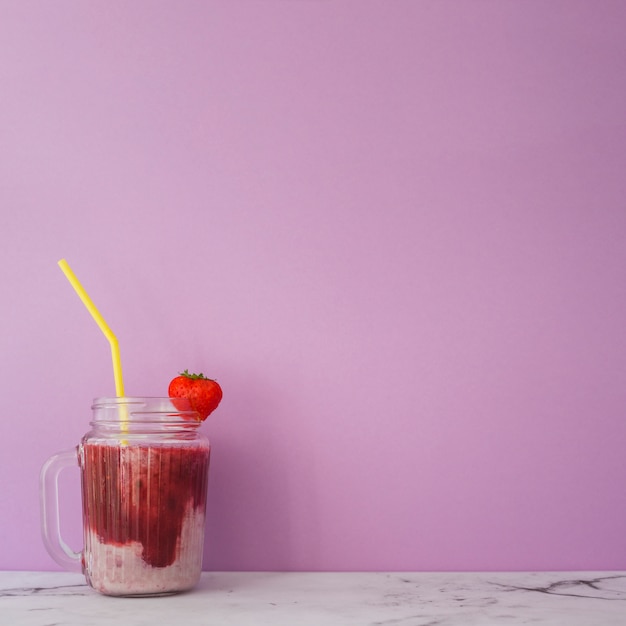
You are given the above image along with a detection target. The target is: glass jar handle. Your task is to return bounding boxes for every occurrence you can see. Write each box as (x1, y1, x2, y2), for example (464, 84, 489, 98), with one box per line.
(39, 448, 83, 572)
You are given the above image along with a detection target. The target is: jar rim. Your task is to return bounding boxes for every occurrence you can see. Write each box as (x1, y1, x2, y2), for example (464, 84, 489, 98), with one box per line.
(91, 397, 200, 422)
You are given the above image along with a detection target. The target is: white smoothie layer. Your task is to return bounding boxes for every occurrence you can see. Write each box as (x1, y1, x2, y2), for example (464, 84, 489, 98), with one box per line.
(83, 504, 206, 596)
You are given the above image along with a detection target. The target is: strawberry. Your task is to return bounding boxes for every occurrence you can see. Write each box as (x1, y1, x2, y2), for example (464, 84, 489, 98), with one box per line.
(168, 369, 223, 421)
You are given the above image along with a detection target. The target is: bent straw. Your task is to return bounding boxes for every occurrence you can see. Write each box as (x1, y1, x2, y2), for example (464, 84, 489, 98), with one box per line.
(57, 259, 125, 397)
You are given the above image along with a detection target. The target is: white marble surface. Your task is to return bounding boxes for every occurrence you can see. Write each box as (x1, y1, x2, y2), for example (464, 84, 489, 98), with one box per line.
(1, 570, 626, 625)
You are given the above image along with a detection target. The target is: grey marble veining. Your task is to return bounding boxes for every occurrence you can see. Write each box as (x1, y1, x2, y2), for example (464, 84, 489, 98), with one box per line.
(1, 571, 625, 625)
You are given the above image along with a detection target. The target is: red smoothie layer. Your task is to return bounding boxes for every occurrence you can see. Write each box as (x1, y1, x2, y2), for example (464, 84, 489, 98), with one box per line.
(81, 443, 210, 568)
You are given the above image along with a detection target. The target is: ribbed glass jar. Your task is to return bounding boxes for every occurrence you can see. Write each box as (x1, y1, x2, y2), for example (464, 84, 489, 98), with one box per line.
(41, 397, 210, 597)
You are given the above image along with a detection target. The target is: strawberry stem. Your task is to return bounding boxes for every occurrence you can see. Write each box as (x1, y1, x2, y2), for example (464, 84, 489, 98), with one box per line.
(180, 369, 210, 380)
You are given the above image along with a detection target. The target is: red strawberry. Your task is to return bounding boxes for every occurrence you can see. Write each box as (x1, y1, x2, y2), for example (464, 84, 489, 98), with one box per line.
(168, 370, 223, 421)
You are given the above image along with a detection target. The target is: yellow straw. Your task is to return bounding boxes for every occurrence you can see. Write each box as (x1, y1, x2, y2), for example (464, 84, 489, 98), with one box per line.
(57, 259, 125, 397)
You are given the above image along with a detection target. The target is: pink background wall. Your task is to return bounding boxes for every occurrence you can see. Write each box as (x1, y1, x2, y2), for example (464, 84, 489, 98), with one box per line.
(1, 1, 626, 572)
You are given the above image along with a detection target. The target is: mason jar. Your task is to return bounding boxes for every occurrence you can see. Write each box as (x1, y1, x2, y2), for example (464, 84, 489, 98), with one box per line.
(40, 397, 211, 596)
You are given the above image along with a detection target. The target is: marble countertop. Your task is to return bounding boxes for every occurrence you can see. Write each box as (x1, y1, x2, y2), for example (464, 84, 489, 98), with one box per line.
(2, 570, 626, 625)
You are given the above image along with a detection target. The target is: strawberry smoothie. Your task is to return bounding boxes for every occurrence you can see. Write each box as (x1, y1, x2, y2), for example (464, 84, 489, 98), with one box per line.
(80, 441, 210, 596)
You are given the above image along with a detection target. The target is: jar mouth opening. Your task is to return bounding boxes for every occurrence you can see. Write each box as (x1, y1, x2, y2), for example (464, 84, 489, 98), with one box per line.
(91, 397, 200, 423)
